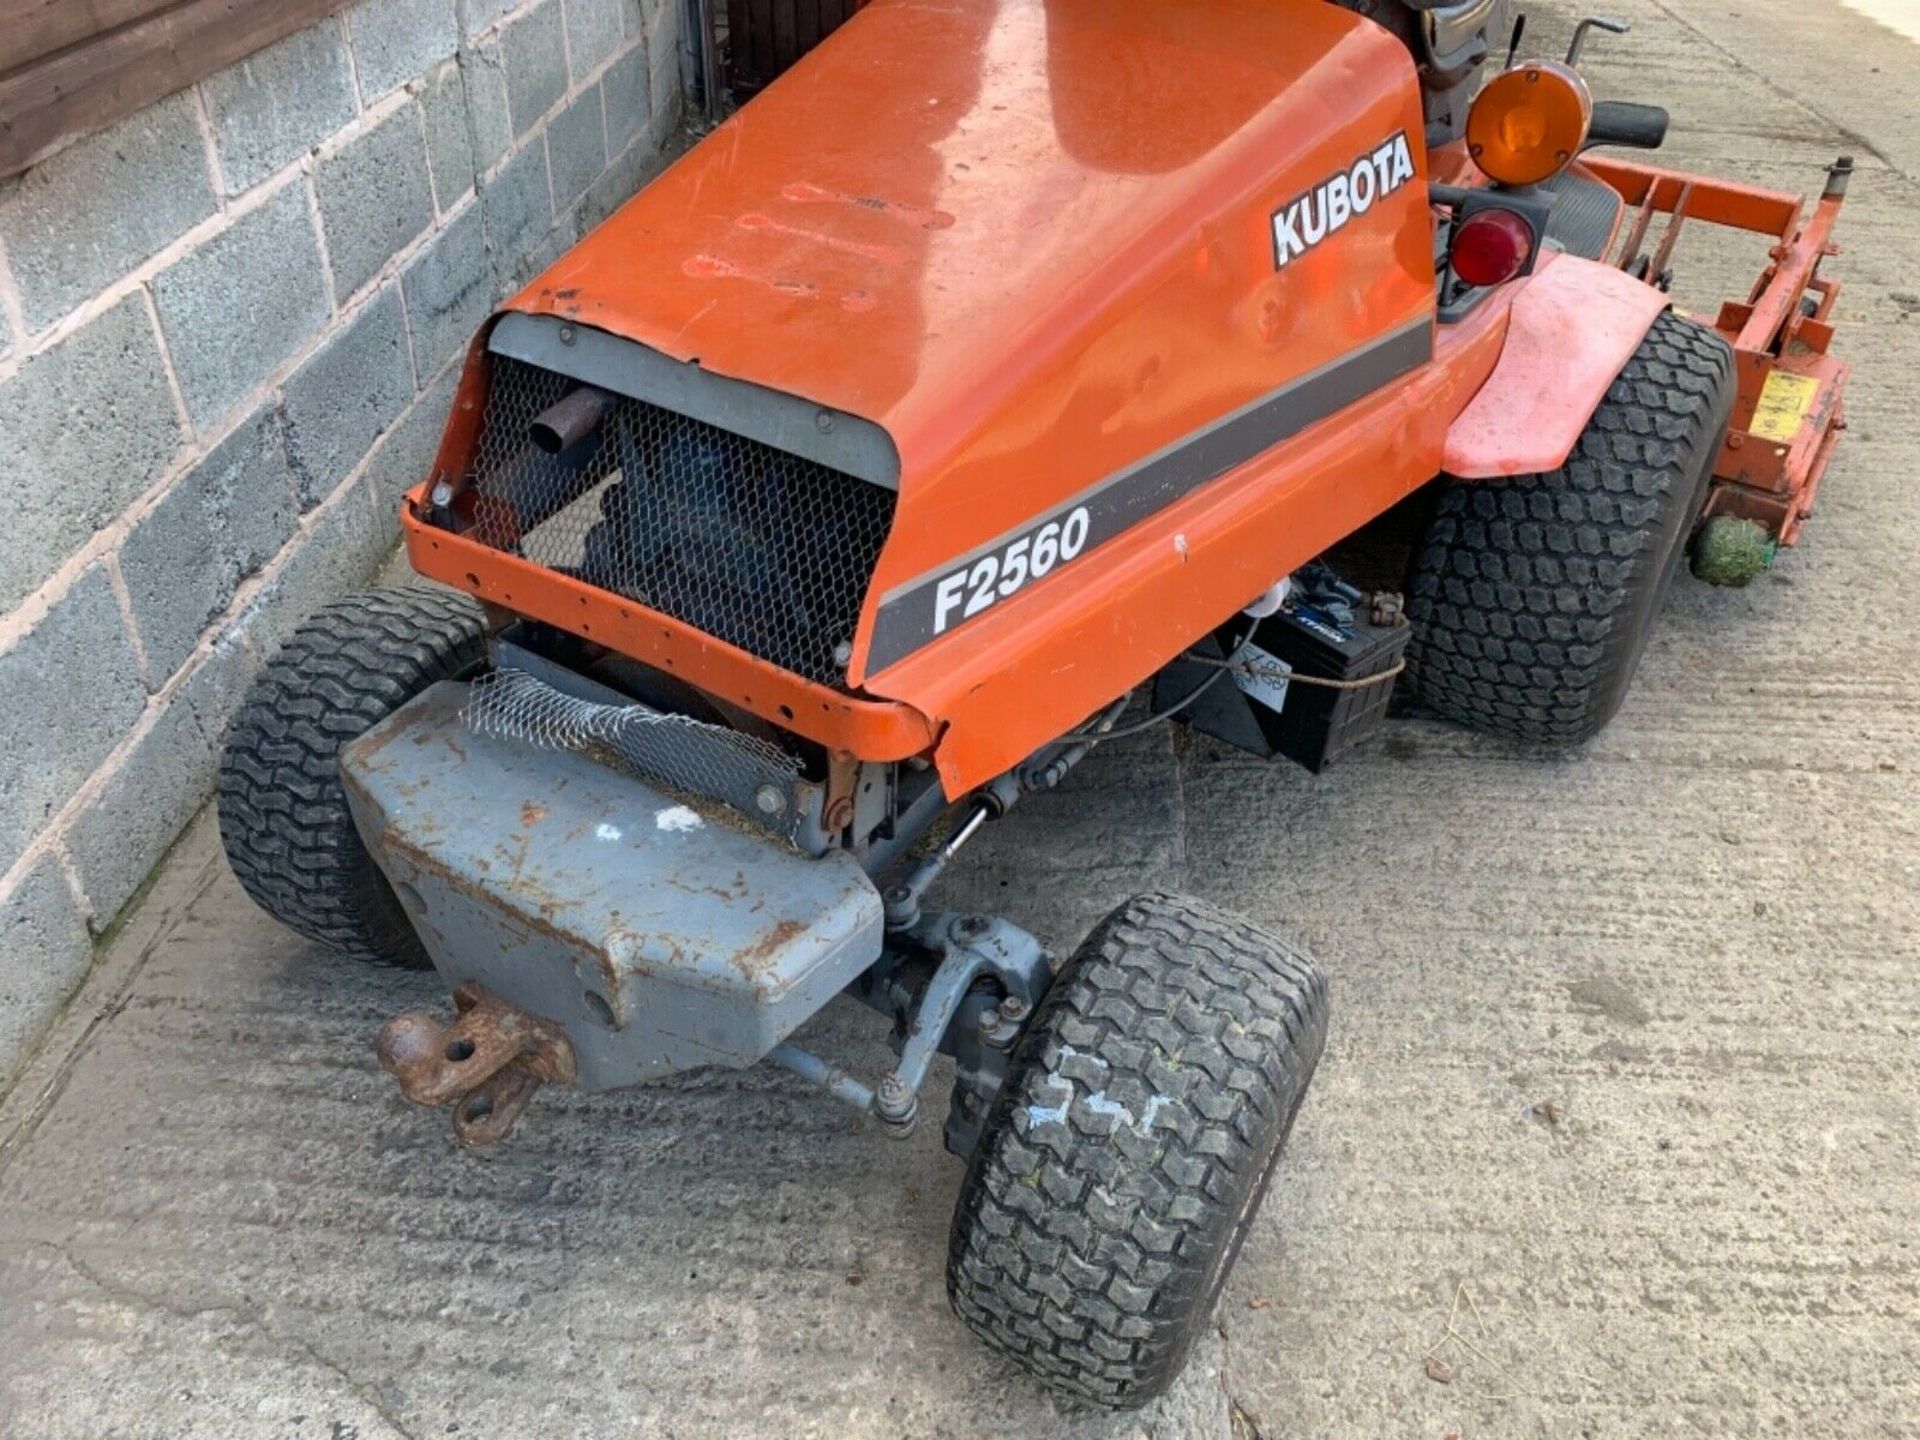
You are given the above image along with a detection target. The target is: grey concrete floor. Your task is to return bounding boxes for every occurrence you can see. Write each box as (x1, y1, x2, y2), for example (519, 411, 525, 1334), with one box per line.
(5, 3, 1919, 1436)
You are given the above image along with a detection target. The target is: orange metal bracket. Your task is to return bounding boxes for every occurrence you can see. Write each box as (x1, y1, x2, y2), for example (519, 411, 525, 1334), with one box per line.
(402, 495, 939, 762)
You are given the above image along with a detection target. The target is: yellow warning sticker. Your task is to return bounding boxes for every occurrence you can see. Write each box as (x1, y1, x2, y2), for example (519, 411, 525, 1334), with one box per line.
(1750, 372, 1820, 444)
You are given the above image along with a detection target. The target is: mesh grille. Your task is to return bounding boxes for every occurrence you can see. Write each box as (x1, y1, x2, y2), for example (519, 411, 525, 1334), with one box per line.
(464, 355, 896, 686)
(463, 668, 808, 842)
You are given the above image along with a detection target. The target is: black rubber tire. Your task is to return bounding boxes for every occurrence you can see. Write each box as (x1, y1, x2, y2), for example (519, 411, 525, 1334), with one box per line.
(947, 893, 1329, 1409)
(1406, 310, 1736, 744)
(217, 587, 487, 967)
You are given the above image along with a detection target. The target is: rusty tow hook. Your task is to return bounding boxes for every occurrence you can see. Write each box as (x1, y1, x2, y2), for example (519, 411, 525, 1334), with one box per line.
(377, 984, 576, 1145)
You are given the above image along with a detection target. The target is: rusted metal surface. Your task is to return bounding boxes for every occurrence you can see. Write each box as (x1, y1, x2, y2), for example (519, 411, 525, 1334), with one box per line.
(528, 384, 613, 454)
(340, 682, 885, 1091)
(378, 985, 578, 1146)
(1647, 180, 1694, 282)
(822, 749, 860, 834)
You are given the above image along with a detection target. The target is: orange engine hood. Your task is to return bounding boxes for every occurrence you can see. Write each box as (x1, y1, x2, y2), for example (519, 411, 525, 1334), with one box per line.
(504, 0, 1435, 738)
(511, 0, 1430, 479)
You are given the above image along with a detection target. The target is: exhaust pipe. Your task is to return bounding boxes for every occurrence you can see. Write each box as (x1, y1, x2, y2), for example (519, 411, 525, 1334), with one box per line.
(529, 385, 613, 454)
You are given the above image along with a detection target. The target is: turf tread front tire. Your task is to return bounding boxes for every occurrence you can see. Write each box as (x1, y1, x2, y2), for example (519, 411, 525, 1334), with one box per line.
(217, 587, 486, 966)
(947, 893, 1328, 1408)
(1407, 310, 1736, 743)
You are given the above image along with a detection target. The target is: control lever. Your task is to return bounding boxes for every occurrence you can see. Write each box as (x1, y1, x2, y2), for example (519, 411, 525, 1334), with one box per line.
(1567, 15, 1630, 65)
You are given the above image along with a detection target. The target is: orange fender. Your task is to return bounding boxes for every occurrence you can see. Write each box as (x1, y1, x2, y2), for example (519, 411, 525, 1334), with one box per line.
(1442, 253, 1670, 478)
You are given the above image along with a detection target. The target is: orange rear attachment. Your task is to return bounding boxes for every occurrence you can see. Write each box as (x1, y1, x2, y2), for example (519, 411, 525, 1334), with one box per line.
(1586, 153, 1854, 549)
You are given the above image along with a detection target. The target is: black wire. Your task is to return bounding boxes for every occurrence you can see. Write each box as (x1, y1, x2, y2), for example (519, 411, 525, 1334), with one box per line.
(1058, 620, 1261, 745)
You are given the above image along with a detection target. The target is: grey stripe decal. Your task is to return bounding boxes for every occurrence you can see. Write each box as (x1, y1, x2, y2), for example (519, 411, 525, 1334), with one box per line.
(864, 316, 1433, 672)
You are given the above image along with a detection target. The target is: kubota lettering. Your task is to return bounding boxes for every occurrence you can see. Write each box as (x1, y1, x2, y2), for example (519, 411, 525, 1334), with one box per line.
(1272, 132, 1416, 268)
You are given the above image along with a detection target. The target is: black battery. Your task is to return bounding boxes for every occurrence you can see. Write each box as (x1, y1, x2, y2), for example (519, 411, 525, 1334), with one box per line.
(1154, 589, 1410, 773)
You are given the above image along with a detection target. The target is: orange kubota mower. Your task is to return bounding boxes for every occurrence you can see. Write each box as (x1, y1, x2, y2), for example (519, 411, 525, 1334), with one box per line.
(217, 0, 1851, 1406)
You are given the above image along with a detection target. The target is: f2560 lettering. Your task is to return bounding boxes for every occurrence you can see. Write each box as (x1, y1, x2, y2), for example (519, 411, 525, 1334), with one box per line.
(933, 507, 1092, 635)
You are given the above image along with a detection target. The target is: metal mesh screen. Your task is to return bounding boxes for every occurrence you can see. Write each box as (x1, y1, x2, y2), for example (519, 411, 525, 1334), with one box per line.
(463, 668, 808, 840)
(463, 355, 896, 686)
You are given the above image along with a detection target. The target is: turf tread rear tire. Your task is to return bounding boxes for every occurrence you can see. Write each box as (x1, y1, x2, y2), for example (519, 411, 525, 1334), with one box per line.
(1407, 310, 1736, 743)
(947, 893, 1328, 1408)
(217, 587, 486, 966)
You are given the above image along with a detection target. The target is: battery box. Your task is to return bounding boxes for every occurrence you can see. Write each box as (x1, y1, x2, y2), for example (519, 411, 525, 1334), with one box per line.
(1154, 592, 1410, 773)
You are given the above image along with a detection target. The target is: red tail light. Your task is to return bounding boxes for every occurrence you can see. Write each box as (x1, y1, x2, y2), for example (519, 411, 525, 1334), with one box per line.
(1450, 207, 1535, 288)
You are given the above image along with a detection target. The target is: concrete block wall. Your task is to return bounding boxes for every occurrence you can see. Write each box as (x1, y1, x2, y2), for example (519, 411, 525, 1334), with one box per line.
(0, 0, 688, 1088)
